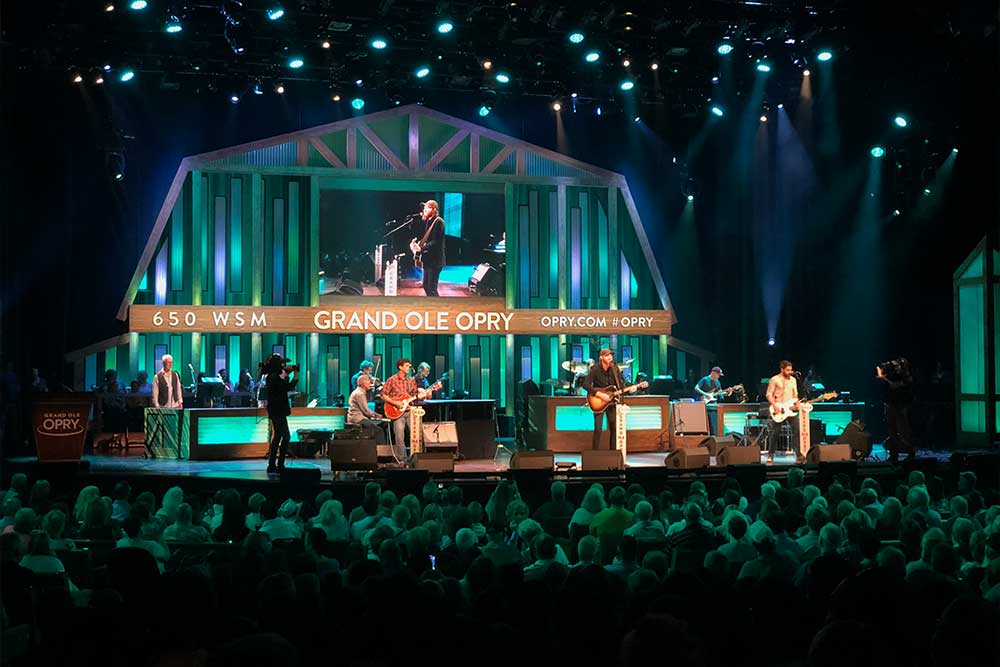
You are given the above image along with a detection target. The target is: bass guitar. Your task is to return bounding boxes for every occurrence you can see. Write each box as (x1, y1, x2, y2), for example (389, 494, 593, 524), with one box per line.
(586, 381, 649, 414)
(700, 384, 745, 403)
(383, 379, 444, 420)
(769, 391, 838, 423)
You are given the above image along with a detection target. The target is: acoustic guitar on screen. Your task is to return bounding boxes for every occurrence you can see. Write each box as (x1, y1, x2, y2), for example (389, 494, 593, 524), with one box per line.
(768, 392, 838, 423)
(586, 381, 649, 414)
(383, 379, 445, 420)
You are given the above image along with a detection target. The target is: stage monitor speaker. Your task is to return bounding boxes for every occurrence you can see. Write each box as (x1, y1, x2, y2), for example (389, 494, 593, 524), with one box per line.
(705, 435, 736, 456)
(278, 467, 322, 488)
(717, 446, 761, 466)
(422, 422, 459, 451)
(510, 450, 554, 470)
(834, 420, 872, 460)
(411, 451, 455, 473)
(664, 447, 710, 469)
(329, 439, 378, 471)
(809, 420, 825, 448)
(806, 443, 853, 463)
(468, 263, 503, 296)
(670, 434, 712, 450)
(581, 450, 624, 471)
(670, 401, 709, 435)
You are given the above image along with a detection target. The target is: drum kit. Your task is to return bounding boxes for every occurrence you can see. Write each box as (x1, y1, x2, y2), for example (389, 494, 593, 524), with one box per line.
(543, 358, 634, 394)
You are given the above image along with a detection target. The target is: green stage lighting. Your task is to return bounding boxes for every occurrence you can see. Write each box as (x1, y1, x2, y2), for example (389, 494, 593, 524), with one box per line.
(415, 66, 430, 78)
(717, 42, 733, 55)
(287, 57, 304, 69)
(436, 20, 454, 34)
(817, 50, 833, 62)
(351, 97, 365, 110)
(568, 32, 584, 44)
(478, 105, 491, 117)
(119, 69, 135, 82)
(619, 79, 635, 91)
(870, 146, 885, 158)
(893, 115, 908, 128)
(370, 38, 388, 50)
(710, 105, 724, 117)
(756, 61, 771, 73)
(495, 72, 510, 84)
(584, 51, 600, 63)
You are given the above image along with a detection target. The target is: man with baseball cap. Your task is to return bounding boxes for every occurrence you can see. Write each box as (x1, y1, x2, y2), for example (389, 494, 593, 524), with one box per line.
(694, 366, 725, 402)
(414, 199, 446, 296)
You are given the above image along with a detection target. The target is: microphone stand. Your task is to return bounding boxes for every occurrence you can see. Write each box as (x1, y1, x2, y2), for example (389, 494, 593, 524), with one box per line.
(384, 216, 417, 238)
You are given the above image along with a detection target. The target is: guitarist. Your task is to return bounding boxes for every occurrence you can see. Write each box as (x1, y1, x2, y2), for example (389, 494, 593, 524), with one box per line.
(582, 348, 625, 450)
(381, 358, 422, 461)
(416, 200, 446, 297)
(694, 366, 726, 401)
(766, 360, 804, 463)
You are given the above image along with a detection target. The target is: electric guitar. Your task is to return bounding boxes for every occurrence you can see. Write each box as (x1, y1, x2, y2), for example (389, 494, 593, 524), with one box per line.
(700, 384, 744, 403)
(586, 381, 649, 414)
(383, 379, 444, 420)
(769, 392, 838, 423)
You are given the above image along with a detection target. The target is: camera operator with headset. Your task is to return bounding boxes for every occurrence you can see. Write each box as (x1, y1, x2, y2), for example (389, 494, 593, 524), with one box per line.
(261, 353, 299, 475)
(876, 357, 914, 464)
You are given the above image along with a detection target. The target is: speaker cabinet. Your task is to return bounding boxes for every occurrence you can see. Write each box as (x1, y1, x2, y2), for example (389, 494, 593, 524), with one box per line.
(329, 439, 378, 471)
(717, 446, 761, 466)
(670, 434, 712, 450)
(705, 434, 736, 456)
(581, 450, 624, 471)
(411, 451, 455, 472)
(510, 450, 554, 470)
(670, 401, 710, 434)
(834, 420, 872, 460)
(806, 443, 853, 463)
(665, 447, 710, 469)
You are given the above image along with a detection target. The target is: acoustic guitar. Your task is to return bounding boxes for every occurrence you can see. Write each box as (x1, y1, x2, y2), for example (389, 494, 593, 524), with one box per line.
(769, 392, 838, 423)
(383, 379, 444, 420)
(586, 381, 649, 414)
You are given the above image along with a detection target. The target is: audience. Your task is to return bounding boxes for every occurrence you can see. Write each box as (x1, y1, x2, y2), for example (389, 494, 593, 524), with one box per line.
(2, 461, 999, 667)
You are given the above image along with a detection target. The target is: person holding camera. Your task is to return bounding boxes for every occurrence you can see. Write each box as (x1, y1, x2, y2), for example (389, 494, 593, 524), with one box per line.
(263, 354, 298, 475)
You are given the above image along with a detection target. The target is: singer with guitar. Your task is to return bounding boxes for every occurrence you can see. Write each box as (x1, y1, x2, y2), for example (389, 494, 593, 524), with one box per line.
(581, 348, 628, 450)
(380, 358, 443, 462)
(409, 200, 446, 297)
(765, 360, 805, 463)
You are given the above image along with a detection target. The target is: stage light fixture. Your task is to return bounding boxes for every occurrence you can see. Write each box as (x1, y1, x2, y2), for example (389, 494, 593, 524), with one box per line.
(687, 194, 694, 202)
(650, 62, 659, 70)
(622, 59, 631, 67)
(756, 61, 771, 73)
(287, 57, 304, 69)
(552, 101, 562, 111)
(253, 81, 263, 95)
(230, 94, 240, 104)
(129, 0, 147, 9)
(777, 103, 784, 109)
(103, 65, 112, 72)
(321, 40, 330, 49)
(923, 188, 931, 195)
(415, 66, 431, 78)
(495, 72, 510, 84)
(72, 73, 83, 83)
(164, 17, 183, 33)
(952, 148, 959, 154)
(760, 115, 767, 122)
(595, 106, 602, 116)
(568, 31, 584, 44)
(436, 20, 454, 34)
(768, 338, 775, 347)
(351, 97, 365, 110)
(619, 79, 635, 91)
(482, 60, 493, 70)
(370, 38, 388, 50)
(105, 3, 115, 11)
(584, 51, 600, 63)
(276, 84, 285, 94)
(119, 69, 135, 82)
(893, 115, 908, 128)
(634, 116, 640, 123)
(478, 105, 492, 117)
(717, 42, 733, 55)
(893, 209, 901, 216)
(870, 146, 885, 158)
(803, 69, 811, 77)
(816, 50, 833, 62)
(711, 76, 719, 83)
(108, 152, 125, 181)
(570, 92, 578, 98)
(266, 6, 285, 20)
(710, 105, 724, 117)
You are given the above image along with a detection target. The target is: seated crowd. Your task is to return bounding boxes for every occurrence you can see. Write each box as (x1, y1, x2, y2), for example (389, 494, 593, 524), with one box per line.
(1, 466, 999, 666)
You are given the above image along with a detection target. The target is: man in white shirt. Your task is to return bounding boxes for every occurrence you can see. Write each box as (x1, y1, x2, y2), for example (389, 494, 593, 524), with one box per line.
(151, 354, 184, 409)
(346, 375, 387, 444)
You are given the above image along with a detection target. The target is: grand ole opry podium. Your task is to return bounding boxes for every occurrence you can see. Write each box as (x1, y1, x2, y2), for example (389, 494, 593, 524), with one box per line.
(65, 105, 716, 459)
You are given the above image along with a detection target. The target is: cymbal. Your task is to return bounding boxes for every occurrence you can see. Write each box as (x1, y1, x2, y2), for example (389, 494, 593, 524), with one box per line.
(617, 359, 634, 369)
(561, 360, 590, 374)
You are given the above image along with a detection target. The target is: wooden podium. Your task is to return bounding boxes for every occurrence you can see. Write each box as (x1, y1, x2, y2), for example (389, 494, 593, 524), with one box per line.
(31, 394, 95, 462)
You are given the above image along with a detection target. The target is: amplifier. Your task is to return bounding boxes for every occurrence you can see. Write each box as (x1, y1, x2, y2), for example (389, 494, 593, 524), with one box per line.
(665, 447, 710, 469)
(329, 438, 378, 471)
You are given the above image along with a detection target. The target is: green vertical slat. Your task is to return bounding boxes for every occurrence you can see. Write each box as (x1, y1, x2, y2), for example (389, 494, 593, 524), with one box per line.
(504, 183, 516, 308)
(550, 337, 559, 384)
(284, 335, 297, 364)
(309, 177, 320, 307)
(138, 335, 147, 374)
(959, 284, 985, 394)
(170, 203, 184, 293)
(481, 336, 490, 399)
(190, 172, 204, 305)
(530, 337, 541, 383)
(229, 335, 241, 383)
(229, 177, 243, 294)
(170, 335, 183, 371)
(251, 175, 264, 307)
(288, 180, 300, 295)
(339, 335, 351, 400)
(499, 336, 507, 409)
(598, 197, 608, 300)
(580, 191, 590, 304)
(402, 337, 412, 365)
(309, 333, 320, 405)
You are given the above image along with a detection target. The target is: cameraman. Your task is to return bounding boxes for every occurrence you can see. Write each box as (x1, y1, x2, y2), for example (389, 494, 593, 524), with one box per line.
(876, 358, 914, 464)
(263, 354, 298, 475)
